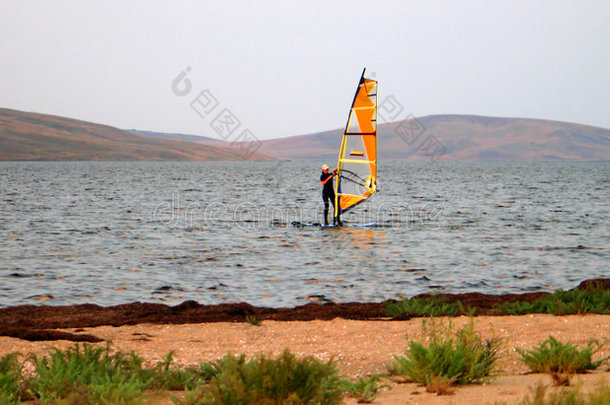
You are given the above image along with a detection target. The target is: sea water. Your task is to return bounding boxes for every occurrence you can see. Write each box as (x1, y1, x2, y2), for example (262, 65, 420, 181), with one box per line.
(0, 161, 608, 307)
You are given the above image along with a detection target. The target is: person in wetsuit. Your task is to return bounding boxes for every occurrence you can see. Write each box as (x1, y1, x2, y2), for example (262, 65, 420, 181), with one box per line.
(320, 164, 341, 226)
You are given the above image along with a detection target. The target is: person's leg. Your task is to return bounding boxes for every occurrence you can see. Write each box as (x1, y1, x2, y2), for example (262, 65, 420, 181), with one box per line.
(322, 192, 330, 225)
(331, 190, 342, 226)
(334, 212, 342, 226)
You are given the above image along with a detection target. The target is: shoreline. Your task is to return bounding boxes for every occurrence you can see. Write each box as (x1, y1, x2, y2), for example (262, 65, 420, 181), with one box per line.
(1, 278, 607, 343)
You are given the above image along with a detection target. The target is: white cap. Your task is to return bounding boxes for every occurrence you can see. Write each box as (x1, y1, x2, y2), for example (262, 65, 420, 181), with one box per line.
(321, 164, 329, 170)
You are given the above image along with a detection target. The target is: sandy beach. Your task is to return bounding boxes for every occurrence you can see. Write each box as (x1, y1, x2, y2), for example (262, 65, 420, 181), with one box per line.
(2, 314, 608, 404)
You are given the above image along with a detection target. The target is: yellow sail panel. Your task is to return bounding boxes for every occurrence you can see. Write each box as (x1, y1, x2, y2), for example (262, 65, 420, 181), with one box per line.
(338, 188, 375, 212)
(334, 69, 378, 216)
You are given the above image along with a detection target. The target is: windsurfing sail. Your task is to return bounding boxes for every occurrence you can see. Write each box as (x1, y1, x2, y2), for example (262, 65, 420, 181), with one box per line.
(334, 68, 378, 217)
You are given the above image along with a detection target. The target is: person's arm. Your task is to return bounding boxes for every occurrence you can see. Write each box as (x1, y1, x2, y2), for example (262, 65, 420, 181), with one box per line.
(320, 173, 334, 186)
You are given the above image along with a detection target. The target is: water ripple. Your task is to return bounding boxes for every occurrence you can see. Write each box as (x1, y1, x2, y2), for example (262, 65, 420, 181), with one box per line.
(0, 161, 608, 307)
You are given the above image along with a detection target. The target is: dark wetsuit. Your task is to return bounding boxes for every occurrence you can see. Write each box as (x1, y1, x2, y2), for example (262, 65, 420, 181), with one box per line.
(320, 171, 336, 225)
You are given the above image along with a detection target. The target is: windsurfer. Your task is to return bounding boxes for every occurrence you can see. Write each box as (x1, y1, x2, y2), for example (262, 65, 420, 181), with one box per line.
(320, 164, 341, 226)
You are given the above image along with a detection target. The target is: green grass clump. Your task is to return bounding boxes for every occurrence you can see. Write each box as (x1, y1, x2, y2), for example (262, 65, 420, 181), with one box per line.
(149, 351, 213, 391)
(493, 298, 553, 316)
(3, 345, 346, 404)
(494, 287, 610, 316)
(0, 352, 22, 404)
(384, 296, 469, 318)
(516, 336, 609, 386)
(24, 344, 153, 403)
(387, 318, 504, 393)
(514, 379, 610, 405)
(341, 375, 390, 403)
(386, 285, 610, 318)
(551, 287, 610, 315)
(188, 349, 343, 405)
(245, 315, 262, 326)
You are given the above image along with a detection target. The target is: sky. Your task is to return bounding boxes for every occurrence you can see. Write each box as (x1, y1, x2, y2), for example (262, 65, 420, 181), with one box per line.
(1, 1, 609, 141)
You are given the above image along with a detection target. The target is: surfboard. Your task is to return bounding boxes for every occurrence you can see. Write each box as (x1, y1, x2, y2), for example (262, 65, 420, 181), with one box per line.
(291, 221, 377, 228)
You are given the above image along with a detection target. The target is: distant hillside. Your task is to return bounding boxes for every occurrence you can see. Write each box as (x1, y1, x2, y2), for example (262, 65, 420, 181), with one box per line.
(254, 115, 610, 161)
(3, 108, 608, 162)
(127, 130, 219, 144)
(0, 108, 271, 161)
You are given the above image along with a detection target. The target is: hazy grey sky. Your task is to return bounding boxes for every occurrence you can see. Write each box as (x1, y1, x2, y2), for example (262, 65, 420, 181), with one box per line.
(1, 1, 609, 140)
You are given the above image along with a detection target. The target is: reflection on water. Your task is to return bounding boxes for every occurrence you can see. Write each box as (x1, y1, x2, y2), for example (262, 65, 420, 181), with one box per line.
(0, 161, 608, 307)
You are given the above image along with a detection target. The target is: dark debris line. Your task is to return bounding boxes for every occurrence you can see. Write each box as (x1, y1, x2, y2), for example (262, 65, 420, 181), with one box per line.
(0, 278, 607, 342)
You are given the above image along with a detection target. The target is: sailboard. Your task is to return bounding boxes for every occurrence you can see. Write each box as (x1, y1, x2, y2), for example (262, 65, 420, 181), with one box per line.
(292, 222, 377, 228)
(334, 68, 378, 220)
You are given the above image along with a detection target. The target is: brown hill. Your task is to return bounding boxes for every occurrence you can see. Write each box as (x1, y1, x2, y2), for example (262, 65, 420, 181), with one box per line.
(254, 115, 610, 161)
(4, 108, 608, 162)
(0, 108, 271, 161)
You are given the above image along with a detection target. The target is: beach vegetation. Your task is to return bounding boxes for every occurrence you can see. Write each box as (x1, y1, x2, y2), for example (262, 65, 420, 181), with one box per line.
(173, 385, 208, 405)
(192, 349, 344, 405)
(2, 345, 347, 404)
(384, 285, 609, 318)
(245, 315, 262, 326)
(383, 296, 469, 318)
(386, 318, 504, 393)
(23, 344, 152, 403)
(495, 379, 610, 405)
(493, 286, 610, 316)
(0, 352, 22, 405)
(341, 374, 390, 403)
(423, 374, 457, 395)
(149, 351, 212, 391)
(516, 336, 609, 386)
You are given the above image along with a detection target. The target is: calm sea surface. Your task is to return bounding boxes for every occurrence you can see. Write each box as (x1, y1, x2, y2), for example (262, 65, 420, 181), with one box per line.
(0, 161, 608, 308)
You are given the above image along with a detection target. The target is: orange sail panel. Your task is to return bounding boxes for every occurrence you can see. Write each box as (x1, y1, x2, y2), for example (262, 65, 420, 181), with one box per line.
(334, 69, 378, 216)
